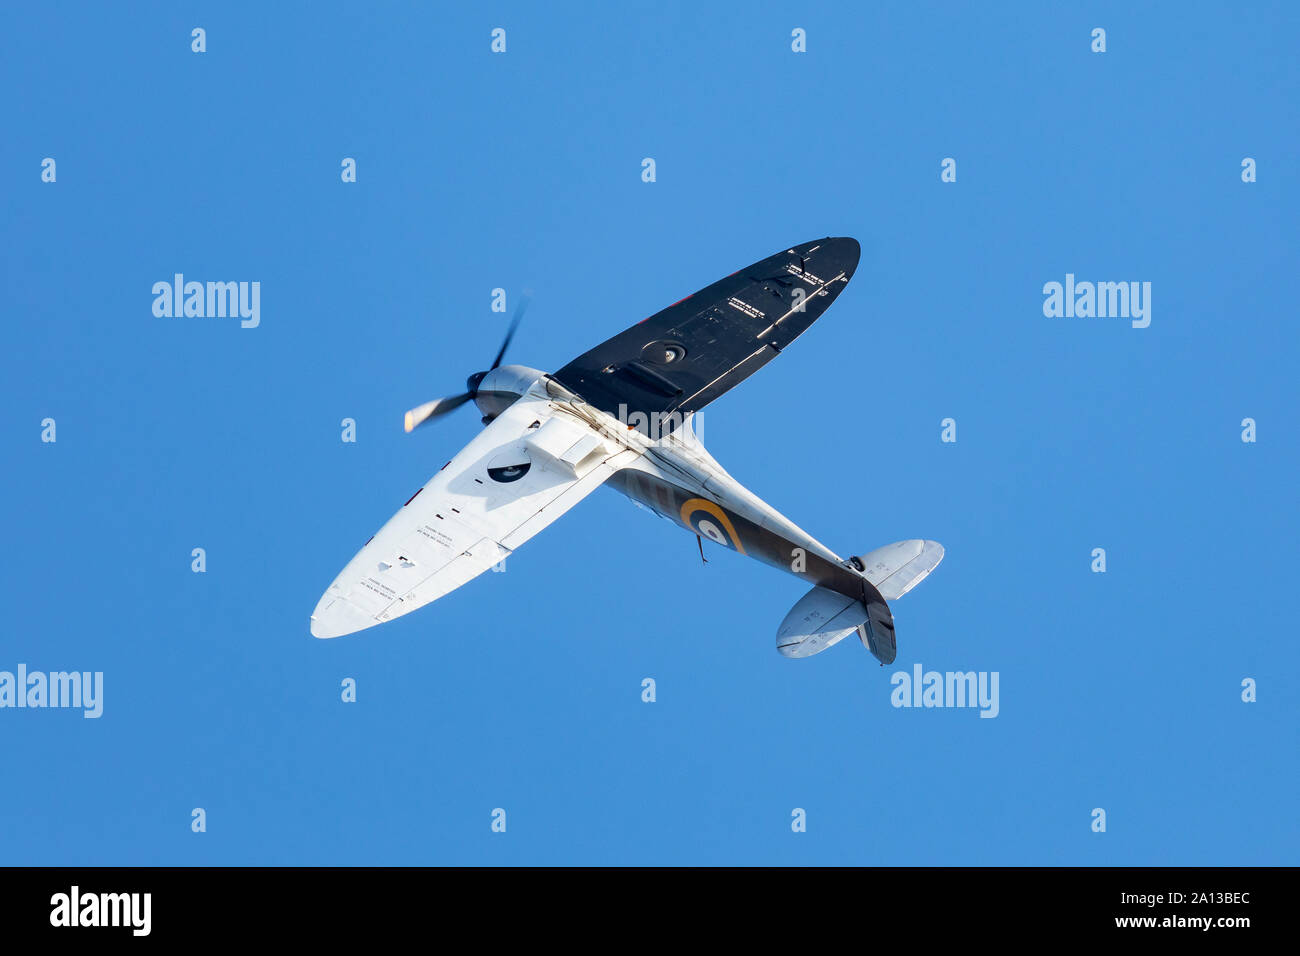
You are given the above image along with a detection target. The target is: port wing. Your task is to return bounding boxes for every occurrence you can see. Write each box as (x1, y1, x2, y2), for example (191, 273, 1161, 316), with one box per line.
(311, 388, 639, 638)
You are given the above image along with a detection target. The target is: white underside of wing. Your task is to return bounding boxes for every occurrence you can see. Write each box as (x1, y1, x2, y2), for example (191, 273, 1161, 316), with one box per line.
(311, 386, 639, 638)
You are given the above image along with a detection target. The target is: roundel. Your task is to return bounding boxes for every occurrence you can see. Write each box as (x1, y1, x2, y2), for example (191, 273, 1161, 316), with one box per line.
(487, 449, 531, 483)
(679, 498, 746, 555)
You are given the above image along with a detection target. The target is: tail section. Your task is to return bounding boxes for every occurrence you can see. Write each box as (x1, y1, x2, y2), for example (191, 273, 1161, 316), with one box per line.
(775, 539, 944, 666)
(776, 586, 874, 659)
(853, 539, 945, 599)
(856, 599, 898, 665)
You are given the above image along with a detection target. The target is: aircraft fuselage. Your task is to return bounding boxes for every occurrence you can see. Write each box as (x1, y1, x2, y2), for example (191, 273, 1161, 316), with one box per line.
(478, 364, 868, 603)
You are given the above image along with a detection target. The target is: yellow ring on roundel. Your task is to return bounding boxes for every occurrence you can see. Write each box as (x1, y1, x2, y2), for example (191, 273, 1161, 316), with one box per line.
(680, 497, 747, 555)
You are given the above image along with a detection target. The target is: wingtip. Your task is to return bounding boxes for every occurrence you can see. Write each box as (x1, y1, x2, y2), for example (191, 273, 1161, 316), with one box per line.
(309, 613, 343, 639)
(310, 593, 379, 639)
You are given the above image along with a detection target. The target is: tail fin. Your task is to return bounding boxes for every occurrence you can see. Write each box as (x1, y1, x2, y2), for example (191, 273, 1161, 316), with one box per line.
(856, 599, 898, 665)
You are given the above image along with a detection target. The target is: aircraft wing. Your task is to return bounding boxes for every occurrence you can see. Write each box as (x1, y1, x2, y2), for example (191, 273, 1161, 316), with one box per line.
(311, 386, 640, 638)
(552, 237, 860, 434)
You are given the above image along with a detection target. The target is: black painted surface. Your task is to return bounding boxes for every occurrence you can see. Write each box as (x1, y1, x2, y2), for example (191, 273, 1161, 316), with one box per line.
(554, 237, 861, 433)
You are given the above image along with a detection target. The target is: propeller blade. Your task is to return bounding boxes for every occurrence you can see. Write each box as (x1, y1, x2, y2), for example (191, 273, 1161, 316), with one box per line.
(489, 289, 533, 371)
(403, 392, 473, 433)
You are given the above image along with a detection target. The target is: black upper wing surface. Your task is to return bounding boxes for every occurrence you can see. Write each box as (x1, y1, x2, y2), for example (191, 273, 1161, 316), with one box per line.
(552, 237, 860, 433)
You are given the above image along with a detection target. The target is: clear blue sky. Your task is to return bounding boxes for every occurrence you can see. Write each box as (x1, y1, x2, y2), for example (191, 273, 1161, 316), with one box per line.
(3, 1, 1296, 865)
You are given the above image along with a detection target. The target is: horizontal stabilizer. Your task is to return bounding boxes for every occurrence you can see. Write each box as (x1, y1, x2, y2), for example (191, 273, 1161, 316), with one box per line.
(858, 539, 944, 600)
(776, 586, 868, 659)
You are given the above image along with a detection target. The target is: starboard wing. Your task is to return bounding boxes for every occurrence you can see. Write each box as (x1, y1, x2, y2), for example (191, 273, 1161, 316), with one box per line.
(552, 237, 860, 434)
(311, 386, 640, 638)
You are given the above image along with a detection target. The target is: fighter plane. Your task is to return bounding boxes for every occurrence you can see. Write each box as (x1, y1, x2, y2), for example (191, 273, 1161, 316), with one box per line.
(310, 237, 943, 662)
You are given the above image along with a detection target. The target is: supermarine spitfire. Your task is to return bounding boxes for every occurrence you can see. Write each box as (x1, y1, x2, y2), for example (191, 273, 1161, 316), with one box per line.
(311, 238, 943, 663)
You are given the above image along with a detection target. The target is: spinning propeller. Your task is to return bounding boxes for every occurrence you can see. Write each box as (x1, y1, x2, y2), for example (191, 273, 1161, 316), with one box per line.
(403, 291, 533, 433)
